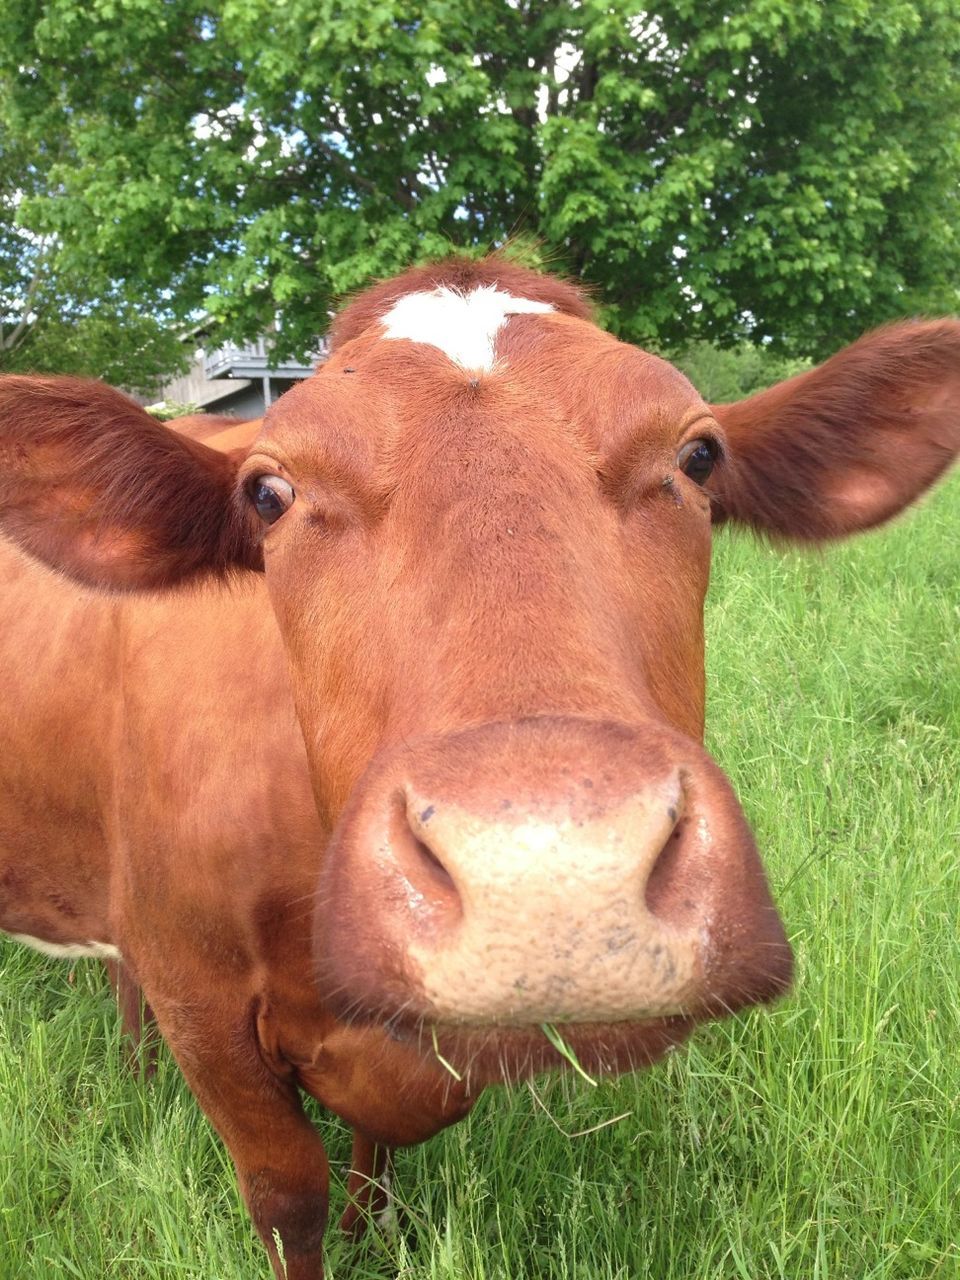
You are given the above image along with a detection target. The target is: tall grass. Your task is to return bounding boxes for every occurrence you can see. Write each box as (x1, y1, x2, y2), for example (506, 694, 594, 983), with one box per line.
(2, 472, 958, 1280)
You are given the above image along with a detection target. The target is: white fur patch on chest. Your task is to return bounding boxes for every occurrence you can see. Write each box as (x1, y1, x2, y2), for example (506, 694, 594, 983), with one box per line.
(379, 285, 554, 372)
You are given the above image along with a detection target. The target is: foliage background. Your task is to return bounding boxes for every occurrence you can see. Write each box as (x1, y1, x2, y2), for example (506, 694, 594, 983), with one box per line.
(1, 0, 958, 386)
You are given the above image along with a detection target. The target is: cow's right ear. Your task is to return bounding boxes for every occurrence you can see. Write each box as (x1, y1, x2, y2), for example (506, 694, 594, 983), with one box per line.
(0, 376, 263, 591)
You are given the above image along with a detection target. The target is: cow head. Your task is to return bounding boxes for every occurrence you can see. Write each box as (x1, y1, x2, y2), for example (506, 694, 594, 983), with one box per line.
(1, 258, 957, 1083)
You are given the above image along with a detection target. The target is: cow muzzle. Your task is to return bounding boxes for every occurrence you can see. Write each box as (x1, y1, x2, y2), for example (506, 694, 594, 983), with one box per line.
(314, 718, 792, 1035)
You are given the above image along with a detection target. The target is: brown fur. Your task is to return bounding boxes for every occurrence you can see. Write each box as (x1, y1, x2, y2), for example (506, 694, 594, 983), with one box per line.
(0, 259, 957, 1279)
(169, 411, 246, 442)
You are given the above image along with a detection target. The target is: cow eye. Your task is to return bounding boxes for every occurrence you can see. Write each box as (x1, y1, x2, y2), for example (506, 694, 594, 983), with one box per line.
(248, 475, 295, 524)
(677, 438, 720, 486)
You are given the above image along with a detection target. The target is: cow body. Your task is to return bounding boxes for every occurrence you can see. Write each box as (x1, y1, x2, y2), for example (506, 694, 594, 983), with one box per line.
(1, 257, 958, 1278)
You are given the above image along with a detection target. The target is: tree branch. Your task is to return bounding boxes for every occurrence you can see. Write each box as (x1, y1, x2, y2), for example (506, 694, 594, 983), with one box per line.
(1, 245, 49, 353)
(310, 136, 381, 199)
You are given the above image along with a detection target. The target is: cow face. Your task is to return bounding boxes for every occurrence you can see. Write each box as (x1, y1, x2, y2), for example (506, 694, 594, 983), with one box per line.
(237, 266, 789, 1078)
(2, 257, 958, 1084)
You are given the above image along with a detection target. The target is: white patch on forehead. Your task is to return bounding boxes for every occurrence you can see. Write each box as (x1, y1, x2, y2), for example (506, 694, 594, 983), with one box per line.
(379, 285, 554, 372)
(9, 932, 121, 961)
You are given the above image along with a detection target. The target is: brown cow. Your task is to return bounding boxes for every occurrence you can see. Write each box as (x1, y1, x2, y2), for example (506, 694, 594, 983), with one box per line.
(1, 257, 958, 1278)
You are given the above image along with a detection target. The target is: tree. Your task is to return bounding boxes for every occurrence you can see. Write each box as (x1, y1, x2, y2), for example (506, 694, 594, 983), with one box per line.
(0, 129, 189, 391)
(2, 0, 958, 363)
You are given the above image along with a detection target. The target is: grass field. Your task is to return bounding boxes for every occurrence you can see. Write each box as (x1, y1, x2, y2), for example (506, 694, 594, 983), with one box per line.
(1, 471, 958, 1280)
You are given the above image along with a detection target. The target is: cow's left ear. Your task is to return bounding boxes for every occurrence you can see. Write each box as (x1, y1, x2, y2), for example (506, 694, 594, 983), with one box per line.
(0, 376, 263, 590)
(708, 320, 960, 540)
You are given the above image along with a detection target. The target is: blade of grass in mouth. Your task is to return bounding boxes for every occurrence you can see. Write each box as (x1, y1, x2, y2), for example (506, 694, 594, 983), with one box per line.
(540, 1023, 598, 1087)
(430, 1025, 463, 1081)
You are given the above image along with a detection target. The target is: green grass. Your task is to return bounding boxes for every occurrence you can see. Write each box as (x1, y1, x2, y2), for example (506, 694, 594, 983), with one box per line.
(2, 472, 959, 1280)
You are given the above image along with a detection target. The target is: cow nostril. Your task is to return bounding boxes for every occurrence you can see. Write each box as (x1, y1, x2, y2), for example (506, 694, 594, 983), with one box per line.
(410, 832, 457, 894)
(388, 792, 462, 925)
(643, 807, 699, 927)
